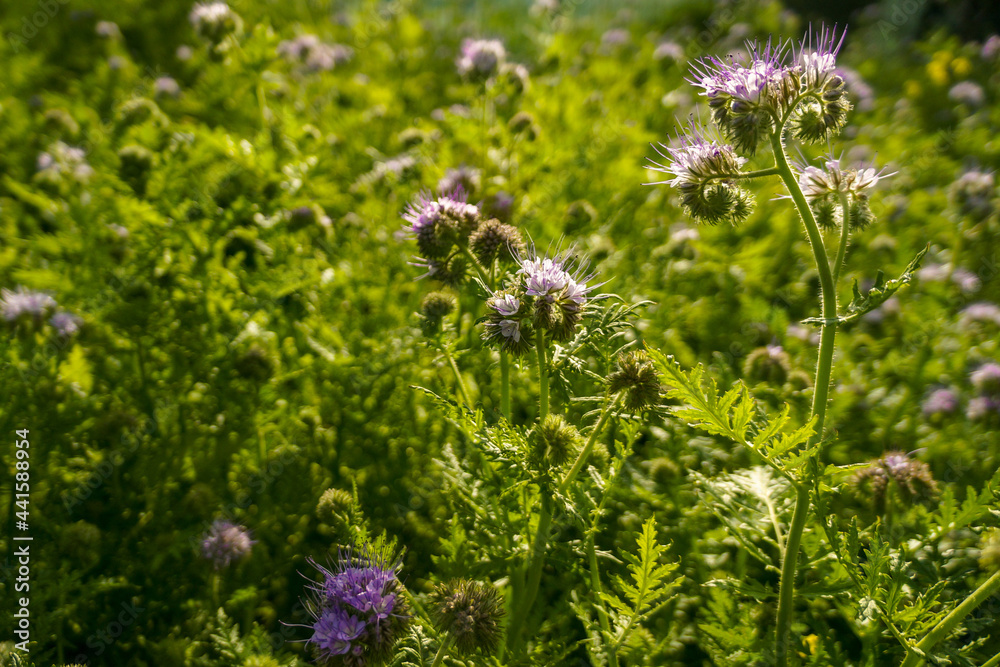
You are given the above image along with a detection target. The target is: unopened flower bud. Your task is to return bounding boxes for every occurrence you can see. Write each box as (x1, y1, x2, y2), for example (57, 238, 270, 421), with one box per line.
(316, 487, 355, 523)
(608, 350, 662, 411)
(743, 345, 791, 385)
(420, 291, 457, 335)
(432, 580, 505, 656)
(469, 219, 525, 265)
(533, 414, 582, 466)
(848, 194, 876, 230)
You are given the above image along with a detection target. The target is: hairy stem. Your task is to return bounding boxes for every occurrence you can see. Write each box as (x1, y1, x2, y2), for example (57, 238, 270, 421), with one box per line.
(704, 166, 781, 184)
(899, 568, 1000, 667)
(770, 129, 840, 667)
(558, 393, 621, 494)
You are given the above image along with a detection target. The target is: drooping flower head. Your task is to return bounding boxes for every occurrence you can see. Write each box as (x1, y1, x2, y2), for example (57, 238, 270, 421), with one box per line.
(457, 39, 507, 80)
(646, 123, 755, 225)
(200, 519, 254, 569)
(1, 287, 57, 323)
(402, 189, 481, 260)
(302, 546, 410, 666)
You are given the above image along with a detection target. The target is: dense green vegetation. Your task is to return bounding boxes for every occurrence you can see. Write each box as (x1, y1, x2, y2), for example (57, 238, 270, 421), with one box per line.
(1, 1, 999, 665)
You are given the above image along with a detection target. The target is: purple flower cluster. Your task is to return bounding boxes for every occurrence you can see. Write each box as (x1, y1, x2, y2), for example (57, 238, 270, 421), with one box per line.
(456, 38, 506, 79)
(200, 519, 254, 569)
(646, 124, 755, 225)
(36, 142, 93, 184)
(305, 552, 409, 665)
(1, 287, 81, 337)
(278, 34, 353, 72)
(482, 249, 597, 354)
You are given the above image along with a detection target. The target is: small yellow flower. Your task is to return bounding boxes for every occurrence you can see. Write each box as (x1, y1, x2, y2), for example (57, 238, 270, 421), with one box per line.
(927, 61, 949, 86)
(904, 80, 922, 97)
(951, 56, 972, 77)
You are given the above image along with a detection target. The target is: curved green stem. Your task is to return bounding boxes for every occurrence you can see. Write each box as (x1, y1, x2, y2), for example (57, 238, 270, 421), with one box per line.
(500, 350, 511, 420)
(982, 649, 1000, 667)
(899, 569, 1000, 667)
(443, 346, 472, 410)
(430, 633, 455, 667)
(558, 393, 621, 494)
(770, 129, 840, 667)
(834, 193, 852, 284)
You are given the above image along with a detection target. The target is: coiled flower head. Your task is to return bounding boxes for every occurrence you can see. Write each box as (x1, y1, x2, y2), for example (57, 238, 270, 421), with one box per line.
(482, 289, 532, 356)
(689, 38, 797, 154)
(743, 345, 791, 385)
(201, 519, 254, 569)
(431, 580, 505, 656)
(1, 287, 57, 324)
(468, 219, 525, 266)
(303, 546, 410, 666)
(457, 39, 507, 80)
(796, 156, 892, 230)
(971, 362, 1000, 396)
(608, 350, 662, 411)
(853, 451, 938, 514)
(419, 291, 457, 336)
(402, 190, 481, 260)
(647, 124, 755, 225)
(518, 249, 597, 341)
(532, 414, 583, 467)
(189, 2, 241, 44)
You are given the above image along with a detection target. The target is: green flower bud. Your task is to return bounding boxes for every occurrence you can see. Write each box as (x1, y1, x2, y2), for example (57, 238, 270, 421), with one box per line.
(743, 345, 791, 385)
(848, 194, 876, 230)
(432, 580, 505, 656)
(608, 351, 662, 411)
(420, 291, 457, 335)
(468, 219, 525, 266)
(234, 345, 275, 382)
(533, 414, 582, 467)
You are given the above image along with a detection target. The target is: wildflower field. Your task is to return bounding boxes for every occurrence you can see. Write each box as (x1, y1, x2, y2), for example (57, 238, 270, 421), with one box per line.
(2, 0, 1000, 665)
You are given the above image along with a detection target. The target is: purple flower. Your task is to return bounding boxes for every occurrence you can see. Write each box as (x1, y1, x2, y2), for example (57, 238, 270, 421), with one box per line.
(983, 35, 1000, 60)
(689, 37, 792, 107)
(154, 76, 181, 99)
(794, 23, 846, 89)
(647, 124, 747, 190)
(457, 38, 506, 79)
(50, 311, 82, 337)
(200, 519, 254, 569)
(971, 363, 1000, 395)
(796, 156, 893, 201)
(36, 142, 93, 183)
(922, 388, 959, 418)
(312, 606, 366, 657)
(949, 81, 985, 108)
(437, 166, 481, 198)
(653, 41, 684, 62)
(961, 302, 1000, 327)
(1, 287, 57, 322)
(302, 550, 410, 664)
(518, 252, 595, 306)
(491, 294, 520, 317)
(278, 34, 353, 72)
(968, 396, 1000, 421)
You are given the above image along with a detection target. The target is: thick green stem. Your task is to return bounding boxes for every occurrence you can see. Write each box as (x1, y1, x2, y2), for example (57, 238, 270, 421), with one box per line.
(982, 649, 1000, 667)
(834, 193, 851, 284)
(899, 569, 1000, 667)
(558, 394, 621, 494)
(430, 633, 455, 667)
(588, 529, 620, 667)
(770, 130, 840, 667)
(500, 351, 511, 420)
